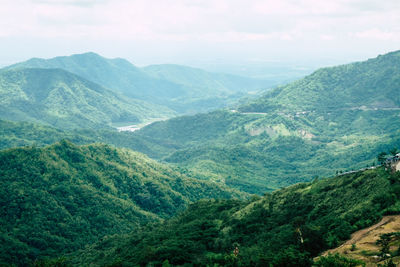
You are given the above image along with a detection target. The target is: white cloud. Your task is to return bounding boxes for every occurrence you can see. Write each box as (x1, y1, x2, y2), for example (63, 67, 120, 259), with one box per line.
(0, 0, 399, 65)
(353, 28, 400, 41)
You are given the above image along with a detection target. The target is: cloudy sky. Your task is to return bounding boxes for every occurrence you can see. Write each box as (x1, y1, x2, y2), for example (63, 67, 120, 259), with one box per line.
(1, 0, 399, 69)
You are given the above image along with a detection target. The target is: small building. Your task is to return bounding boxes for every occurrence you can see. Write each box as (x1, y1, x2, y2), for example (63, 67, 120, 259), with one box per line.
(385, 153, 400, 172)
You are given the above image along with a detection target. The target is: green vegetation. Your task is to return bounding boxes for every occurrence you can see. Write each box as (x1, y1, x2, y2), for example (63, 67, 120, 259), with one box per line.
(133, 109, 400, 193)
(142, 64, 271, 113)
(130, 51, 400, 194)
(3, 51, 400, 194)
(0, 119, 175, 159)
(0, 119, 98, 149)
(5, 52, 270, 114)
(0, 141, 245, 266)
(1, 50, 400, 266)
(314, 253, 365, 267)
(240, 50, 400, 113)
(70, 168, 400, 266)
(0, 68, 174, 130)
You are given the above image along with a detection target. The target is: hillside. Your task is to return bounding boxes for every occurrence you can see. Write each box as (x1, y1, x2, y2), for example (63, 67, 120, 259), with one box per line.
(5, 52, 270, 113)
(70, 168, 400, 266)
(132, 51, 400, 194)
(319, 215, 400, 266)
(143, 64, 268, 94)
(142, 64, 271, 113)
(239, 50, 400, 113)
(0, 119, 184, 161)
(5, 52, 185, 105)
(0, 68, 174, 129)
(0, 141, 245, 266)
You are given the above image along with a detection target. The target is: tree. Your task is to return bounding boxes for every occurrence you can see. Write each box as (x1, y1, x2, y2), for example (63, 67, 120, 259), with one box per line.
(378, 152, 388, 166)
(390, 148, 399, 156)
(376, 233, 391, 257)
(314, 253, 365, 267)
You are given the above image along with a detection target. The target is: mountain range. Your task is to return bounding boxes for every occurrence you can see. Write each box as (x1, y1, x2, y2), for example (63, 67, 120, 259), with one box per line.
(5, 52, 271, 114)
(0, 50, 400, 266)
(0, 68, 174, 129)
(131, 50, 400, 193)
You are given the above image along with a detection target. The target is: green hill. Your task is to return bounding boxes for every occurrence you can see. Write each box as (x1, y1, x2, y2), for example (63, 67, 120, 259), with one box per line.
(142, 64, 272, 113)
(0, 141, 245, 266)
(240, 50, 400, 113)
(70, 167, 400, 266)
(132, 51, 400, 194)
(5, 52, 185, 104)
(5, 52, 270, 113)
(0, 119, 184, 161)
(0, 68, 174, 129)
(143, 64, 267, 94)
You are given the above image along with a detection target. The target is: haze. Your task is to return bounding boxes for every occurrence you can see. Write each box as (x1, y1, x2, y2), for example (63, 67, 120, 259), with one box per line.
(1, 0, 399, 72)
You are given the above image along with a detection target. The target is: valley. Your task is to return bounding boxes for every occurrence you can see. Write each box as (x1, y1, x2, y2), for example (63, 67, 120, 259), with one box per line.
(2, 0, 400, 265)
(127, 50, 400, 194)
(0, 50, 399, 266)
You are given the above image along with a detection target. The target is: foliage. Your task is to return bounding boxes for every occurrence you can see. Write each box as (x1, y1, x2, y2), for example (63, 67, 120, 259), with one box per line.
(128, 51, 400, 193)
(2, 51, 400, 195)
(0, 141, 245, 266)
(70, 168, 400, 266)
(314, 253, 365, 267)
(0, 68, 174, 130)
(4, 52, 269, 114)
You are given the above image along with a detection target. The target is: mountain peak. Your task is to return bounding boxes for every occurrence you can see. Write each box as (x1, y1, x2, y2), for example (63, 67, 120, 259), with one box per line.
(74, 51, 100, 57)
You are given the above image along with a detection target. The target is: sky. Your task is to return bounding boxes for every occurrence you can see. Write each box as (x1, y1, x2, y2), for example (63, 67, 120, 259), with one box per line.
(1, 0, 400, 71)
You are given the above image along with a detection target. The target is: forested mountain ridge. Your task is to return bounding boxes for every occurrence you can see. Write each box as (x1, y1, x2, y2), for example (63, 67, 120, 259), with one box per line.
(70, 167, 400, 266)
(4, 52, 270, 113)
(132, 50, 400, 194)
(142, 63, 270, 95)
(0, 68, 174, 129)
(4, 52, 185, 103)
(0, 141, 245, 266)
(240, 50, 400, 112)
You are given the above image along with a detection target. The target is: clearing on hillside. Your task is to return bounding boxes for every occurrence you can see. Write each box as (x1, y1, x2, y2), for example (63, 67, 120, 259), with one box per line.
(320, 215, 400, 266)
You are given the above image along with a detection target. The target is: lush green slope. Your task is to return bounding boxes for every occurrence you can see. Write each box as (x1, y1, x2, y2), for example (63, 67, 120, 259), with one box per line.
(70, 168, 400, 266)
(0, 68, 174, 129)
(0, 119, 185, 161)
(143, 64, 267, 94)
(240, 50, 400, 112)
(142, 64, 271, 113)
(0, 141, 245, 266)
(132, 51, 400, 194)
(5, 52, 269, 113)
(0, 119, 97, 149)
(5, 52, 185, 104)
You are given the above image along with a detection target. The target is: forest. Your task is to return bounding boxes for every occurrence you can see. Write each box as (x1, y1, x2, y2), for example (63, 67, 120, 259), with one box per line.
(0, 50, 400, 266)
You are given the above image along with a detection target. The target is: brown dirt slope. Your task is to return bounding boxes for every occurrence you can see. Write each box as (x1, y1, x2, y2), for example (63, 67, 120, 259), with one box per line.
(320, 215, 400, 266)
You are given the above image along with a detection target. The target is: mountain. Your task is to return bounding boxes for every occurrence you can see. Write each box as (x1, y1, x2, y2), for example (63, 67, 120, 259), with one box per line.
(142, 64, 273, 113)
(0, 68, 174, 129)
(131, 50, 400, 194)
(3, 51, 398, 194)
(239, 49, 400, 112)
(142, 64, 267, 94)
(69, 167, 400, 266)
(0, 141, 245, 266)
(0, 119, 186, 161)
(5, 52, 185, 104)
(0, 119, 89, 149)
(5, 52, 271, 113)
